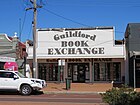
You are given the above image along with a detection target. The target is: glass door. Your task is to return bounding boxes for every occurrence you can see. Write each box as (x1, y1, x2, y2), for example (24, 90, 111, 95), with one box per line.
(73, 65, 78, 82)
(77, 64, 85, 83)
(68, 63, 88, 83)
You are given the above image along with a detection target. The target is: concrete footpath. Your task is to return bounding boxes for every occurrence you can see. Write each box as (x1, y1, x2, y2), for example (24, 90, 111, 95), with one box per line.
(42, 83, 113, 94)
(42, 82, 140, 94)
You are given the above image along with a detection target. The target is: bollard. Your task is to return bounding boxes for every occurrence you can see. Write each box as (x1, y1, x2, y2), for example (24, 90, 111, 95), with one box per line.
(65, 78, 71, 90)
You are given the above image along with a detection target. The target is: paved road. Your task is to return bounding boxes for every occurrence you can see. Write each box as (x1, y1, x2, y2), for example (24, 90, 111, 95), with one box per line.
(0, 92, 108, 105)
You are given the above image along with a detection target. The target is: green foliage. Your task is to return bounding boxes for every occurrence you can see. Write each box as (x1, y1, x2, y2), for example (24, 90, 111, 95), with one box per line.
(100, 85, 140, 105)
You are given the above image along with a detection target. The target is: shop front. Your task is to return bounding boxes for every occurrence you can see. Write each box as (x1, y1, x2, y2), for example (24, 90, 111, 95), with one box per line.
(27, 27, 125, 83)
(36, 58, 123, 83)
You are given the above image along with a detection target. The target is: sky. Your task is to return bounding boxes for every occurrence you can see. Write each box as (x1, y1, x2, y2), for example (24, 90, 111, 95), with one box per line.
(0, 0, 140, 42)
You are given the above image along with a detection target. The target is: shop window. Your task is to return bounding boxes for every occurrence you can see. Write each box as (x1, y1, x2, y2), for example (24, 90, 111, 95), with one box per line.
(113, 62, 121, 82)
(68, 65, 72, 77)
(38, 63, 58, 81)
(94, 62, 121, 82)
(94, 63, 100, 81)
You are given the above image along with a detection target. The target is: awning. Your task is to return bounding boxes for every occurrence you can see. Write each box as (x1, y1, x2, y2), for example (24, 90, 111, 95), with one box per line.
(4, 62, 18, 71)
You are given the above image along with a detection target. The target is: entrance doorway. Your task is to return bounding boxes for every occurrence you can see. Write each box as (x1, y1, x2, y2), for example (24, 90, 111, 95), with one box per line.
(68, 63, 89, 83)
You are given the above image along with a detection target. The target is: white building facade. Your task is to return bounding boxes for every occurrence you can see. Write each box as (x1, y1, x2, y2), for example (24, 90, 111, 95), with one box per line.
(27, 27, 125, 83)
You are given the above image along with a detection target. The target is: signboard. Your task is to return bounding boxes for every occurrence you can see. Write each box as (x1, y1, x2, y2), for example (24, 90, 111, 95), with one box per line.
(46, 31, 105, 56)
(0, 57, 15, 62)
(58, 60, 65, 66)
(35, 28, 124, 58)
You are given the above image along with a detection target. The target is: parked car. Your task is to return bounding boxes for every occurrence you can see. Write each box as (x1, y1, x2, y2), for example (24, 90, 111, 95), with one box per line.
(0, 70, 46, 95)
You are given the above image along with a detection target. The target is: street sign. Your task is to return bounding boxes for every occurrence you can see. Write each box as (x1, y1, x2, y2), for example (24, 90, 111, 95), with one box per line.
(58, 60, 65, 66)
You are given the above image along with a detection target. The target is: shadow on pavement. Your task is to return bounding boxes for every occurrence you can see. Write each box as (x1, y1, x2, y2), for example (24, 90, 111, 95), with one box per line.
(32, 90, 44, 95)
(0, 90, 44, 95)
(0, 91, 19, 95)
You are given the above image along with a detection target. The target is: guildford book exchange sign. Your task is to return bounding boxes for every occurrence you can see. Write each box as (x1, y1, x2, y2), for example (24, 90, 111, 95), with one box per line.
(37, 28, 115, 58)
(48, 31, 104, 55)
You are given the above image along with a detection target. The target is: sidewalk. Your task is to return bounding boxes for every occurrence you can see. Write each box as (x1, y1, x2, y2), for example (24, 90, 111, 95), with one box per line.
(42, 82, 140, 94)
(42, 83, 113, 94)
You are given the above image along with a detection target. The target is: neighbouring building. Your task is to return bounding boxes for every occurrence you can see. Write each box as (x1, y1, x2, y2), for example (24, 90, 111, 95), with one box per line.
(0, 33, 26, 72)
(26, 27, 125, 83)
(125, 23, 140, 87)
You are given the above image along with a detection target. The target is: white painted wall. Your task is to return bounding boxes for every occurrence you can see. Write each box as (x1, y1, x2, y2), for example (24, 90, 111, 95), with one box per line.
(27, 28, 125, 59)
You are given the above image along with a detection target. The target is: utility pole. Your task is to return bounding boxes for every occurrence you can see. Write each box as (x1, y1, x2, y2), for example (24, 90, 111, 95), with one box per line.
(26, 0, 42, 78)
(33, 0, 37, 78)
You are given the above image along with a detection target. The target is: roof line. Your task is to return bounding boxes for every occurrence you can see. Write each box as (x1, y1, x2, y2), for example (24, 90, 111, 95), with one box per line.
(37, 27, 114, 31)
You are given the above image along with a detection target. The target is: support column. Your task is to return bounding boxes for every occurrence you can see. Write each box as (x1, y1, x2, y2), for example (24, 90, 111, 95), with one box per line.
(90, 58, 94, 83)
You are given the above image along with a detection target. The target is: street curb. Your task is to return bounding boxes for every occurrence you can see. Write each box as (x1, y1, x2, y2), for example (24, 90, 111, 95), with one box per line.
(43, 91, 106, 94)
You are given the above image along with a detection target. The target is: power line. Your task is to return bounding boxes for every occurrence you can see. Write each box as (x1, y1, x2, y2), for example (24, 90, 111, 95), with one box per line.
(41, 8, 92, 27)
(47, 1, 140, 7)
(28, 21, 33, 40)
(20, 11, 27, 41)
(41, 7, 124, 34)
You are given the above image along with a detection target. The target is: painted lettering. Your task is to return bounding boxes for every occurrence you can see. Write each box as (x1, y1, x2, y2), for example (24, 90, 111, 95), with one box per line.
(99, 48, 104, 54)
(48, 47, 105, 55)
(54, 31, 96, 41)
(61, 41, 89, 47)
(68, 48, 75, 54)
(54, 34, 59, 41)
(48, 48, 53, 55)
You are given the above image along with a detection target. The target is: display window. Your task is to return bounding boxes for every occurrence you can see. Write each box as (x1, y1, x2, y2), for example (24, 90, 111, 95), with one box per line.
(38, 63, 58, 81)
(94, 62, 121, 82)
